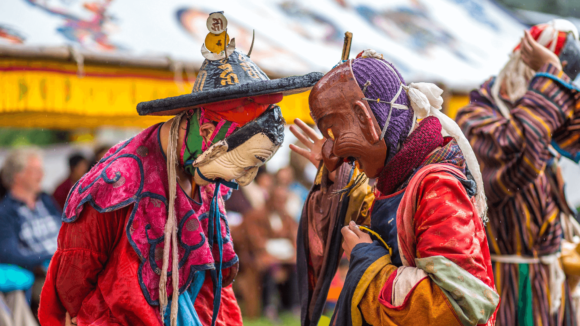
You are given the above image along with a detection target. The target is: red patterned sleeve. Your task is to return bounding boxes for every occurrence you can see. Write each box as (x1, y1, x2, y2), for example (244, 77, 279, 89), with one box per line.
(413, 172, 494, 289)
(39, 205, 129, 322)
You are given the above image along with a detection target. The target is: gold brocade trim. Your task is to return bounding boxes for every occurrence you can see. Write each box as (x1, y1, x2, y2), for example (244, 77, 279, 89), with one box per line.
(350, 254, 392, 326)
(341, 167, 375, 225)
(344, 170, 374, 226)
(314, 164, 325, 186)
(359, 226, 393, 256)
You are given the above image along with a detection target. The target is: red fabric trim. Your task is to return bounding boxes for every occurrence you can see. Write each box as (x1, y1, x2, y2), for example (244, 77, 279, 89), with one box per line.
(202, 102, 270, 126)
(201, 93, 282, 126)
(377, 276, 429, 310)
(373, 187, 405, 202)
(202, 94, 282, 112)
(381, 269, 398, 305)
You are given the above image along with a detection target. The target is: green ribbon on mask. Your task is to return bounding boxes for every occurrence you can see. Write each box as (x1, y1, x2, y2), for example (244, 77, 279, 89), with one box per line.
(183, 110, 234, 176)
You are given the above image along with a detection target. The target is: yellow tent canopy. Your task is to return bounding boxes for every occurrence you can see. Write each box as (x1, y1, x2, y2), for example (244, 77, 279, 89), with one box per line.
(0, 0, 519, 130)
(0, 52, 314, 129)
(0, 48, 468, 130)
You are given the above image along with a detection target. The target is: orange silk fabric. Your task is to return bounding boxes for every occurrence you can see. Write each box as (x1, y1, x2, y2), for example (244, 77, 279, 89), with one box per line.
(360, 274, 462, 326)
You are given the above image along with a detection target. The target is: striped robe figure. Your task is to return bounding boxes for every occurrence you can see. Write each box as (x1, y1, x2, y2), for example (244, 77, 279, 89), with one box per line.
(456, 63, 580, 326)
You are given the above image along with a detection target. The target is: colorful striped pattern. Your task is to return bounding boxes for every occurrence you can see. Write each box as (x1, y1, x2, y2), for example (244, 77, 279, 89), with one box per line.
(456, 63, 580, 326)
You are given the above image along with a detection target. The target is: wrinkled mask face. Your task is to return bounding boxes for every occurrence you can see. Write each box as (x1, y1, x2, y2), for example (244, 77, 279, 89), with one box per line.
(309, 61, 387, 178)
(560, 33, 580, 80)
(192, 106, 285, 186)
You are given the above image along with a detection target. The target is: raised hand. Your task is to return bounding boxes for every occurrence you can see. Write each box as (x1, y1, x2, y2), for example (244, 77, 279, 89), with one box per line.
(341, 221, 372, 261)
(289, 118, 325, 167)
(520, 30, 562, 71)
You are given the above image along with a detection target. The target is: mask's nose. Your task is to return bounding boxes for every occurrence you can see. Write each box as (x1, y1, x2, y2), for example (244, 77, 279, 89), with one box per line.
(321, 138, 343, 172)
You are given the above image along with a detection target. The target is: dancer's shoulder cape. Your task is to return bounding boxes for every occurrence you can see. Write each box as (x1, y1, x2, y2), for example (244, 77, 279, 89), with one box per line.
(63, 124, 237, 305)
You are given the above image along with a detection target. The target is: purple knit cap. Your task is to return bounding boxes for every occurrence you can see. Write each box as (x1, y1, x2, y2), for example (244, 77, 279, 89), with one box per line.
(352, 58, 414, 163)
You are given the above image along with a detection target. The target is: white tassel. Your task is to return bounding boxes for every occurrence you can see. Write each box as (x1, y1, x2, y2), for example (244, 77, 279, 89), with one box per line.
(405, 83, 488, 222)
(359, 49, 384, 60)
(160, 113, 184, 326)
(431, 110, 488, 222)
(406, 87, 431, 119)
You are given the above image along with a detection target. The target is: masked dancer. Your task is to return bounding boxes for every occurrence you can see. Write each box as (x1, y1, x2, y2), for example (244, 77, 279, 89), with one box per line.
(292, 48, 499, 326)
(38, 11, 322, 326)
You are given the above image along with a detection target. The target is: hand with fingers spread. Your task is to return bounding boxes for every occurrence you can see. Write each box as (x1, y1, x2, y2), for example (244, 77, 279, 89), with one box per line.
(341, 221, 372, 261)
(289, 118, 326, 167)
(520, 30, 562, 71)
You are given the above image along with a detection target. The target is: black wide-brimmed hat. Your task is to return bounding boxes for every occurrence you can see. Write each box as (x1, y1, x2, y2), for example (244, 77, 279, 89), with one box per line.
(137, 49, 322, 116)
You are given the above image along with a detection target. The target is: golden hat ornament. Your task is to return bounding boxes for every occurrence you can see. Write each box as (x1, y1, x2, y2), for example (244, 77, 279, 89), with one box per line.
(137, 11, 322, 116)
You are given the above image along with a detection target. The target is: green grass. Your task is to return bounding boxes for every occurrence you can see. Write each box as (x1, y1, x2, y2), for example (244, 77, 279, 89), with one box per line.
(0, 128, 69, 147)
(243, 313, 332, 326)
(243, 313, 300, 326)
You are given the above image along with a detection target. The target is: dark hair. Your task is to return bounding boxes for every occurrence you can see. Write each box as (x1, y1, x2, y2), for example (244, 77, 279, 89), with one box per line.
(68, 153, 87, 170)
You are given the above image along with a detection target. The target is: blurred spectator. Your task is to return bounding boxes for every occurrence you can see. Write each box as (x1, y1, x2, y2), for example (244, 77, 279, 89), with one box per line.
(52, 152, 88, 210)
(233, 186, 299, 320)
(226, 167, 272, 231)
(89, 144, 112, 169)
(324, 256, 349, 315)
(275, 166, 294, 187)
(276, 166, 308, 221)
(255, 166, 274, 201)
(0, 148, 61, 318)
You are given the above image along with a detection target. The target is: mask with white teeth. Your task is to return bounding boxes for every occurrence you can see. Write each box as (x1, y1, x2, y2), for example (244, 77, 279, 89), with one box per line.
(188, 105, 285, 186)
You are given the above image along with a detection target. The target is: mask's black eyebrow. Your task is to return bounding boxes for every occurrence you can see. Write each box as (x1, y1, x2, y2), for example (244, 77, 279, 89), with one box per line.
(226, 105, 285, 151)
